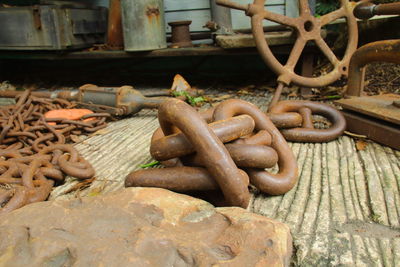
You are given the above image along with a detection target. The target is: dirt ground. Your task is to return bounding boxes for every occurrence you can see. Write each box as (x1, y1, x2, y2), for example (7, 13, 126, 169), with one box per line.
(364, 62, 400, 95)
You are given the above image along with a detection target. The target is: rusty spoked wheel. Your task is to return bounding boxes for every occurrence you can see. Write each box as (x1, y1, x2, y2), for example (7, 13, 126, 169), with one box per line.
(216, 0, 358, 88)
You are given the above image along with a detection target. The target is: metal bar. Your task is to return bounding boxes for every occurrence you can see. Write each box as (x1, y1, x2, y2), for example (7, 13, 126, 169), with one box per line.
(215, 0, 248, 11)
(107, 0, 124, 49)
(300, 53, 314, 97)
(375, 2, 400, 16)
(354, 1, 400, 20)
(210, 0, 233, 35)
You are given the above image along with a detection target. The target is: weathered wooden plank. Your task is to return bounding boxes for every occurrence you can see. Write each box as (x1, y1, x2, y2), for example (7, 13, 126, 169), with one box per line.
(216, 31, 295, 49)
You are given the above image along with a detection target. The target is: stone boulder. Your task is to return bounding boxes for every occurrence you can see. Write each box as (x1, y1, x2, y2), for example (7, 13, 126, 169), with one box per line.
(0, 188, 292, 267)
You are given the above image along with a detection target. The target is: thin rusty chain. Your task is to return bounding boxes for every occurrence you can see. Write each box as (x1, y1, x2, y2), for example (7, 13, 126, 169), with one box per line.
(125, 98, 298, 207)
(0, 91, 109, 215)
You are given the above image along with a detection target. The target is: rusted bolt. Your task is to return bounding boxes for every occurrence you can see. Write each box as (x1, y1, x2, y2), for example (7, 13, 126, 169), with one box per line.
(146, 7, 160, 16)
(168, 20, 193, 48)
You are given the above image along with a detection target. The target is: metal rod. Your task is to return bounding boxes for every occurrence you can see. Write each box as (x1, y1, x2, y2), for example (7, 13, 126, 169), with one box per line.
(354, 1, 400, 20)
(107, 0, 124, 48)
(268, 82, 285, 111)
(215, 0, 248, 11)
(210, 0, 233, 35)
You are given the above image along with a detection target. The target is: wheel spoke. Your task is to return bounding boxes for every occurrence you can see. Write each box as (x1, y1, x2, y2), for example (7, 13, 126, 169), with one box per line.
(285, 37, 306, 70)
(319, 8, 346, 27)
(263, 10, 297, 28)
(315, 37, 339, 65)
(299, 0, 311, 16)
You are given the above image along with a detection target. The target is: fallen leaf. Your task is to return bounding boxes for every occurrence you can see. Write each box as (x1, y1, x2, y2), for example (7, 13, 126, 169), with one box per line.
(356, 140, 368, 151)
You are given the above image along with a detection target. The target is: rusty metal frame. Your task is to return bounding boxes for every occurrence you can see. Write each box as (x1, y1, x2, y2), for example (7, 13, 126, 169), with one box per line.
(342, 110, 400, 150)
(346, 39, 400, 96)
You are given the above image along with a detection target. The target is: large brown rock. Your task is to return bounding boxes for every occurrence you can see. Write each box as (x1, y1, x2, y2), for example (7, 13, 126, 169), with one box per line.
(0, 188, 292, 267)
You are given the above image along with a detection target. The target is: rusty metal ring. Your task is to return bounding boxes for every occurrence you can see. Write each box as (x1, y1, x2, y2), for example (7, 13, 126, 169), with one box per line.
(213, 99, 298, 195)
(126, 167, 249, 192)
(182, 143, 278, 169)
(268, 100, 346, 142)
(156, 98, 250, 208)
(38, 144, 79, 162)
(58, 155, 95, 180)
(150, 115, 255, 161)
(216, 0, 358, 87)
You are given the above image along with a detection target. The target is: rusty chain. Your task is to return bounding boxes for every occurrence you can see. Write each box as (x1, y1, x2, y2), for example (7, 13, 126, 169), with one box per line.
(268, 100, 346, 142)
(125, 98, 300, 207)
(0, 90, 109, 215)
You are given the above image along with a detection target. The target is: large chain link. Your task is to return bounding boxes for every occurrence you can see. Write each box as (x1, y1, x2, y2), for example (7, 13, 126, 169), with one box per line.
(125, 98, 299, 207)
(268, 100, 346, 142)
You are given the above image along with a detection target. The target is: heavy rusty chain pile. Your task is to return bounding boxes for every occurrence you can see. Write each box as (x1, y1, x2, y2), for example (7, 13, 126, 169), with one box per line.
(0, 90, 110, 215)
(125, 98, 346, 208)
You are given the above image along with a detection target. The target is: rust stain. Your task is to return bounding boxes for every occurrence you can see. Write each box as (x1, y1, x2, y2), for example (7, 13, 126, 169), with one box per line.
(146, 6, 160, 22)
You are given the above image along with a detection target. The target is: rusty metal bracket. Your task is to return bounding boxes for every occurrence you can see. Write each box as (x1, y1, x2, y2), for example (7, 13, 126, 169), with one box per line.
(336, 94, 400, 150)
(346, 39, 400, 97)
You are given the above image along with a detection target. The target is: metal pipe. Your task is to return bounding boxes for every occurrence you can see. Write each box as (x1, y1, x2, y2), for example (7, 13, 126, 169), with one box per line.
(210, 0, 233, 35)
(354, 1, 400, 20)
(107, 0, 124, 48)
(347, 39, 400, 96)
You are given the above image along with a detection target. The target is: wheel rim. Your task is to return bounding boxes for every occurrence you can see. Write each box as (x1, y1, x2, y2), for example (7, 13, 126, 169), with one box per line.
(246, 0, 358, 87)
